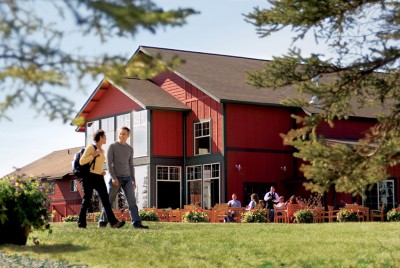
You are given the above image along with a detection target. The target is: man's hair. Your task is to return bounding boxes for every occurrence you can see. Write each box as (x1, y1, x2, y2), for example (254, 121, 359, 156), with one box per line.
(121, 126, 130, 134)
(93, 130, 105, 142)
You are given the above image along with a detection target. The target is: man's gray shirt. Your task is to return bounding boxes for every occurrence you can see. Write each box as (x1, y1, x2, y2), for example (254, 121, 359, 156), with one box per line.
(107, 142, 134, 181)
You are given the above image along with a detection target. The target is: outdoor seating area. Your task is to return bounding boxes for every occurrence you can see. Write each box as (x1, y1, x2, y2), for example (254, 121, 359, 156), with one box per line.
(128, 203, 387, 223)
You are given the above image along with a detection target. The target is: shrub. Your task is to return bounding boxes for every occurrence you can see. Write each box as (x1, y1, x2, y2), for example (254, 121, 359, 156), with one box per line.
(336, 209, 359, 222)
(182, 209, 208, 223)
(0, 175, 52, 232)
(62, 215, 79, 222)
(242, 209, 266, 223)
(386, 207, 400, 222)
(139, 210, 159, 221)
(88, 212, 100, 222)
(294, 209, 314, 223)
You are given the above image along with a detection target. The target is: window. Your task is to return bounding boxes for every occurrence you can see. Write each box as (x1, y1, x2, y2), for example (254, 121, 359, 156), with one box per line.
(70, 179, 78, 192)
(156, 166, 181, 209)
(133, 110, 148, 157)
(101, 117, 115, 154)
(194, 120, 211, 155)
(157, 166, 180, 181)
(364, 179, 395, 210)
(203, 163, 220, 209)
(116, 113, 131, 145)
(48, 181, 55, 195)
(186, 166, 202, 205)
(86, 120, 99, 146)
(135, 165, 149, 210)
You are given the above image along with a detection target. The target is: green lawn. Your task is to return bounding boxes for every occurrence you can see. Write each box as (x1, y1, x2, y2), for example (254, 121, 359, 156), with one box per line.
(1, 222, 400, 267)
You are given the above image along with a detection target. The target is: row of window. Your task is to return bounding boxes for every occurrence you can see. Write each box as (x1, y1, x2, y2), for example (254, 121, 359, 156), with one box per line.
(86, 112, 212, 158)
(156, 163, 220, 181)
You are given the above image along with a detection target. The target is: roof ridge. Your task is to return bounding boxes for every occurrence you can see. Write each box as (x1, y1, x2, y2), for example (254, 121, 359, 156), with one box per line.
(139, 45, 270, 62)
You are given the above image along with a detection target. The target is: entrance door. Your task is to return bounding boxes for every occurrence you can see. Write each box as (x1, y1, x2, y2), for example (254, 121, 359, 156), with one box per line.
(243, 182, 273, 207)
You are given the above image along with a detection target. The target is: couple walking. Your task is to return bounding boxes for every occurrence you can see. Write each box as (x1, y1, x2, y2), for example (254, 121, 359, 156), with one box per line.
(78, 127, 148, 229)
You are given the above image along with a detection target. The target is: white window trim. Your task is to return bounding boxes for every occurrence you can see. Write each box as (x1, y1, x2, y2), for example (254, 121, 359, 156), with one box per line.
(193, 119, 211, 156)
(156, 165, 182, 208)
(156, 165, 181, 181)
(70, 179, 78, 192)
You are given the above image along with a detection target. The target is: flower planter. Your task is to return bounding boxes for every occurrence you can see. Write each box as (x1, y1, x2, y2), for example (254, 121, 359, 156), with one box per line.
(0, 175, 52, 246)
(0, 214, 31, 245)
(294, 209, 314, 223)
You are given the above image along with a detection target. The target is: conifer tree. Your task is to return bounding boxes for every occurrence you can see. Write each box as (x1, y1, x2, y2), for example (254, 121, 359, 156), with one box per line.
(245, 0, 400, 196)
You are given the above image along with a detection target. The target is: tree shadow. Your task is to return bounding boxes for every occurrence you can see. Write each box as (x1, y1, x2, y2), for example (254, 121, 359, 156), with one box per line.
(1, 243, 89, 254)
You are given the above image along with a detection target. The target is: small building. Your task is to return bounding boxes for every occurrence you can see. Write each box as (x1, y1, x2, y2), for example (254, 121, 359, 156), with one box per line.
(73, 46, 400, 211)
(11, 147, 84, 222)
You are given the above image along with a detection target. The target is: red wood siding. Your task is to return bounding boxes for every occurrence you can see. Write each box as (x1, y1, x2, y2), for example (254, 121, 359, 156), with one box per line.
(152, 72, 223, 156)
(48, 178, 83, 222)
(317, 119, 375, 139)
(225, 104, 292, 150)
(226, 151, 293, 197)
(85, 86, 141, 121)
(152, 110, 184, 156)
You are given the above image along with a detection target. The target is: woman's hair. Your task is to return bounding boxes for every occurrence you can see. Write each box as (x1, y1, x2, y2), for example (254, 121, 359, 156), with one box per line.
(289, 195, 297, 204)
(93, 130, 105, 142)
(251, 193, 260, 203)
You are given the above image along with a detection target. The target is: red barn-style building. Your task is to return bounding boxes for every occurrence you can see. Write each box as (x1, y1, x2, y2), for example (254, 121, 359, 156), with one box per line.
(11, 147, 85, 222)
(73, 46, 400, 211)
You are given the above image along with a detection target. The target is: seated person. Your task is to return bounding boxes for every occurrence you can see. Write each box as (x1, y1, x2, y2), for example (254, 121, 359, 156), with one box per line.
(271, 196, 287, 221)
(258, 200, 266, 209)
(226, 193, 241, 222)
(246, 193, 259, 211)
(286, 195, 303, 223)
(227, 193, 241, 208)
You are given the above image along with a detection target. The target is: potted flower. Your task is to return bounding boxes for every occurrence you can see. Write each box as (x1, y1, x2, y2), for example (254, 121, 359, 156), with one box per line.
(336, 209, 359, 222)
(139, 210, 159, 222)
(386, 207, 400, 222)
(294, 209, 314, 223)
(182, 209, 208, 223)
(0, 175, 52, 245)
(242, 209, 266, 223)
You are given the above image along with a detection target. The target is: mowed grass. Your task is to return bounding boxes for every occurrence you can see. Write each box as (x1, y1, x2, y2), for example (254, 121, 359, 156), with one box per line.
(1, 222, 400, 267)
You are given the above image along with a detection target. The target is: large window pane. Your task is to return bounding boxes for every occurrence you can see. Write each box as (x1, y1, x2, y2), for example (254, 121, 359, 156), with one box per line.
(86, 120, 99, 146)
(135, 165, 149, 210)
(116, 113, 131, 145)
(101, 117, 114, 155)
(133, 110, 148, 157)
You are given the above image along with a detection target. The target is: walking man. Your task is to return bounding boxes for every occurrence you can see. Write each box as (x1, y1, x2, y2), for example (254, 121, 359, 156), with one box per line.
(99, 126, 148, 229)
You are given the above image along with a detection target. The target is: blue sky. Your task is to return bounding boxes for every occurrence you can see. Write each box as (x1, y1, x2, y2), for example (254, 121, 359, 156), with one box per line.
(0, 0, 329, 177)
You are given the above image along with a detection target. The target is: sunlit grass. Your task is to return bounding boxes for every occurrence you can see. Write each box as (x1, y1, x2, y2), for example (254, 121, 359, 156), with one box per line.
(1, 222, 400, 267)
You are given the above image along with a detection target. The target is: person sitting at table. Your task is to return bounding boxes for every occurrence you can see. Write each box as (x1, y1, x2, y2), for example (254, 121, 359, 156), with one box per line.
(286, 195, 303, 223)
(258, 200, 266, 209)
(227, 193, 241, 208)
(271, 196, 287, 221)
(246, 193, 259, 211)
(225, 193, 242, 222)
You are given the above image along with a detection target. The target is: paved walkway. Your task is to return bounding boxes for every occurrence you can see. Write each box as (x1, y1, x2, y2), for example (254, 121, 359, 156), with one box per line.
(0, 251, 87, 268)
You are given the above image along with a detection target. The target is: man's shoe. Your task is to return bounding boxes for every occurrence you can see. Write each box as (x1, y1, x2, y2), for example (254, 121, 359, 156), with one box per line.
(111, 221, 125, 229)
(77, 225, 86, 229)
(133, 223, 149, 229)
(98, 222, 107, 228)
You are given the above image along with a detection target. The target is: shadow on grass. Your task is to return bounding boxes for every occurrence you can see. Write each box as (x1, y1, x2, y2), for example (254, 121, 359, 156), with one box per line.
(1, 243, 89, 254)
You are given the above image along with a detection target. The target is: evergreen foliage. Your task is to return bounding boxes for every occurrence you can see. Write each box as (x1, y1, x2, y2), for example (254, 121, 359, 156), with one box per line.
(245, 0, 400, 196)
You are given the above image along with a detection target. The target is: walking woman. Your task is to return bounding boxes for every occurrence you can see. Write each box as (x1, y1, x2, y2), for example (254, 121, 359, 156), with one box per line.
(77, 130, 125, 229)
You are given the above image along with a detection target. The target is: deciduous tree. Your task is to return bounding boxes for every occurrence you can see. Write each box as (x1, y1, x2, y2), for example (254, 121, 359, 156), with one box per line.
(0, 0, 196, 122)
